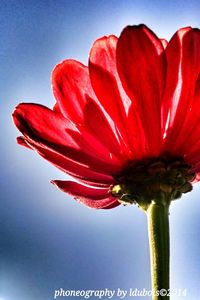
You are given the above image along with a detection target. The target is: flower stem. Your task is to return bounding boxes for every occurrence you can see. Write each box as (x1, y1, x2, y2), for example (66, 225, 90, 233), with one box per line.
(147, 201, 170, 299)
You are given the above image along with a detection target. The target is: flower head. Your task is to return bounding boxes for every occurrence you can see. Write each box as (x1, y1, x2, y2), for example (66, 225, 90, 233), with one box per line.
(13, 25, 200, 209)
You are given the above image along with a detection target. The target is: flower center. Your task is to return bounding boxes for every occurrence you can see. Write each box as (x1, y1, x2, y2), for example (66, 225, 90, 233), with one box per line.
(111, 154, 196, 210)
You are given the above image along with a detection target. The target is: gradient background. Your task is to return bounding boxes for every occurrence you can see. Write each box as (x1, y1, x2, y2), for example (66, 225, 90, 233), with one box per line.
(1, 1, 200, 299)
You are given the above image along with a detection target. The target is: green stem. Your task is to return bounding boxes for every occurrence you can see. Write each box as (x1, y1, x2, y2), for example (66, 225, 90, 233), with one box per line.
(147, 201, 170, 299)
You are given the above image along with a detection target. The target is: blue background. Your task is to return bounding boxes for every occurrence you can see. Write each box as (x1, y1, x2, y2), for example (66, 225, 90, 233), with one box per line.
(1, 1, 200, 299)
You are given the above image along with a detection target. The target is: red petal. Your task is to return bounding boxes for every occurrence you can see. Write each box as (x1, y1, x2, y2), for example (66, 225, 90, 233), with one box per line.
(80, 98, 129, 162)
(162, 28, 200, 153)
(52, 180, 120, 209)
(191, 161, 200, 173)
(184, 144, 200, 166)
(117, 25, 166, 156)
(162, 27, 191, 133)
(18, 136, 115, 186)
(89, 35, 147, 160)
(192, 172, 200, 183)
(170, 74, 200, 156)
(17, 136, 32, 149)
(13, 103, 123, 174)
(13, 103, 77, 146)
(52, 180, 110, 199)
(89, 35, 137, 159)
(52, 59, 96, 123)
(160, 38, 168, 49)
(176, 117, 200, 159)
(52, 59, 128, 162)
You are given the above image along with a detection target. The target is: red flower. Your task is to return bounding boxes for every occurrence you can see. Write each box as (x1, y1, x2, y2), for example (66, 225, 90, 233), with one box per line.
(13, 25, 200, 209)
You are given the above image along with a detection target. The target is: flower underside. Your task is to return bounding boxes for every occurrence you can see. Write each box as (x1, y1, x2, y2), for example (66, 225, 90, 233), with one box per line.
(111, 153, 196, 210)
(12, 24, 200, 210)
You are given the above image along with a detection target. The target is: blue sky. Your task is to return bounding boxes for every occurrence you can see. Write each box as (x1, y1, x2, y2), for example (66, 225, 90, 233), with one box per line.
(1, 0, 200, 299)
